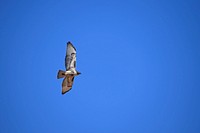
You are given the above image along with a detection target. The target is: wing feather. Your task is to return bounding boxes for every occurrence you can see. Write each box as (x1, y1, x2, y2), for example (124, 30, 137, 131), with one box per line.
(62, 75, 74, 94)
(65, 42, 76, 70)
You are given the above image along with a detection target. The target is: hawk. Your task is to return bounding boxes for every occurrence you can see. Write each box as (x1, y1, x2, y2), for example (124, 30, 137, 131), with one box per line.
(57, 42, 81, 94)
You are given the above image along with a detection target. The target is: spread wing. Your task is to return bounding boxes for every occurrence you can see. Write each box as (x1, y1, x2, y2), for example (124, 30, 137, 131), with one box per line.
(65, 42, 76, 70)
(62, 75, 75, 94)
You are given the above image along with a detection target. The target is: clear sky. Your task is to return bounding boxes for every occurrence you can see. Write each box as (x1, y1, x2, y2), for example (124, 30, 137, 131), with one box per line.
(0, 0, 200, 133)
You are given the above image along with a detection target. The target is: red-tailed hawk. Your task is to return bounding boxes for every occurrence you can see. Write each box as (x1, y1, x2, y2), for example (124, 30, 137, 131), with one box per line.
(57, 42, 81, 94)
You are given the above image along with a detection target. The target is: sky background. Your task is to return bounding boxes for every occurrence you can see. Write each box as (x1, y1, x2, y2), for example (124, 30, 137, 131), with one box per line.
(0, 0, 200, 133)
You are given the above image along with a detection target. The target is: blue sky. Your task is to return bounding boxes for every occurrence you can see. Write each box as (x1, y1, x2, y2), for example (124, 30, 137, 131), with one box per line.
(0, 0, 200, 132)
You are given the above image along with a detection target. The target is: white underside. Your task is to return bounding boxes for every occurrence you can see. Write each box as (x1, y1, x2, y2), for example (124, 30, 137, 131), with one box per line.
(65, 68, 77, 75)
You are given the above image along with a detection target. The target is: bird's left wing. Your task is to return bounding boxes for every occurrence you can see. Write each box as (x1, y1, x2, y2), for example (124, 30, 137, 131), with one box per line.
(62, 75, 74, 94)
(65, 42, 76, 70)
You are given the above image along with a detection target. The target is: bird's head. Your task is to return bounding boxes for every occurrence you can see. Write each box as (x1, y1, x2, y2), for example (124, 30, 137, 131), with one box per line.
(77, 71, 81, 75)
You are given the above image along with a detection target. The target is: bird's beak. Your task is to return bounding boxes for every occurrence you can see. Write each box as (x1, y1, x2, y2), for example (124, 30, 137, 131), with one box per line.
(77, 72, 81, 75)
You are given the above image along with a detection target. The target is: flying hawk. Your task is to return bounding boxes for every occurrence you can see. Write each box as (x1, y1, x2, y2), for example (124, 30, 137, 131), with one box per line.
(57, 42, 81, 94)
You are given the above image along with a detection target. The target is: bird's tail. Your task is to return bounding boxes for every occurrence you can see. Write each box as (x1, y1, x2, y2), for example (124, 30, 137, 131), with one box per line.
(57, 70, 65, 79)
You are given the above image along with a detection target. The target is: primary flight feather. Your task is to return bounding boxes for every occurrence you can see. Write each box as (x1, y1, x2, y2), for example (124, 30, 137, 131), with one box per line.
(57, 42, 81, 94)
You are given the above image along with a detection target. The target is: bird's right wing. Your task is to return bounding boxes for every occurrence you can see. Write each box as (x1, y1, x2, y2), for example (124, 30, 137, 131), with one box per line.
(62, 75, 74, 94)
(65, 42, 76, 70)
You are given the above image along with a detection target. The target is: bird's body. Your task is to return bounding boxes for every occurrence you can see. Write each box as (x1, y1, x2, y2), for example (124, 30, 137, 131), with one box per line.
(57, 42, 81, 94)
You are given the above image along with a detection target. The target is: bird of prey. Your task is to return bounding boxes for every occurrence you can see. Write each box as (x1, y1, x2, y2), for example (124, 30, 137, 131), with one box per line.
(57, 42, 81, 94)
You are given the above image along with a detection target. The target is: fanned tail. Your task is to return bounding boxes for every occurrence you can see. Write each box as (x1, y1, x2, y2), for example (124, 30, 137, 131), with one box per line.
(57, 70, 65, 79)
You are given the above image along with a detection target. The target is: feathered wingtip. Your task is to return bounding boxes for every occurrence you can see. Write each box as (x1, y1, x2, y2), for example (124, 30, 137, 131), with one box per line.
(62, 88, 72, 95)
(67, 41, 71, 45)
(67, 41, 76, 51)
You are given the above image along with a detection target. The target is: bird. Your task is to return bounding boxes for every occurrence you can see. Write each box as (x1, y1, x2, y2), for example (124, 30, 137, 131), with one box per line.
(57, 41, 81, 94)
